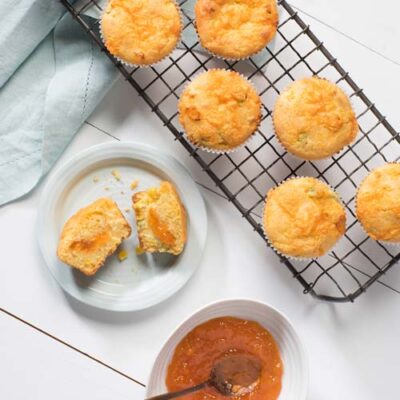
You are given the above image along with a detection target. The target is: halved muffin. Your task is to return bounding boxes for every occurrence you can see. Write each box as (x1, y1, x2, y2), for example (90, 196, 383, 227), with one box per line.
(57, 198, 131, 276)
(132, 181, 187, 255)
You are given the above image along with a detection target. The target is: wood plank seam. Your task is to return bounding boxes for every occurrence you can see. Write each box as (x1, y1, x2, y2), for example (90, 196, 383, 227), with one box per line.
(289, 3, 400, 67)
(0, 306, 146, 388)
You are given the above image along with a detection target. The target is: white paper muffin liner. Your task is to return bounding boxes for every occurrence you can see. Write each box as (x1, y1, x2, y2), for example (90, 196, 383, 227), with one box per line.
(99, 0, 184, 68)
(178, 68, 262, 154)
(196, 31, 278, 63)
(271, 76, 359, 162)
(379, 240, 400, 248)
(190, 130, 258, 155)
(355, 162, 400, 247)
(261, 176, 347, 261)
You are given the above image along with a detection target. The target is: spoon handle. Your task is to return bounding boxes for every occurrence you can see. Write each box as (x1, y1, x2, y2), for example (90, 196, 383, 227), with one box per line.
(146, 381, 209, 400)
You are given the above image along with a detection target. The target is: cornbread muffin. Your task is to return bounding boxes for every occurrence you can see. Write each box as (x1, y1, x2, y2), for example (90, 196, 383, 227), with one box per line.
(101, 0, 182, 66)
(356, 163, 400, 242)
(195, 0, 278, 59)
(178, 69, 261, 152)
(273, 77, 358, 160)
(132, 181, 187, 255)
(57, 198, 132, 276)
(263, 177, 346, 258)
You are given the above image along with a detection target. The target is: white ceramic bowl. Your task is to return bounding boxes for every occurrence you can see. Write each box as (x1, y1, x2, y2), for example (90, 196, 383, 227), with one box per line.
(147, 299, 308, 399)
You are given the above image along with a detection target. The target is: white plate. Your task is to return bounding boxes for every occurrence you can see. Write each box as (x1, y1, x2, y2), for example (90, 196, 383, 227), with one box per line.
(37, 142, 207, 311)
(147, 299, 308, 400)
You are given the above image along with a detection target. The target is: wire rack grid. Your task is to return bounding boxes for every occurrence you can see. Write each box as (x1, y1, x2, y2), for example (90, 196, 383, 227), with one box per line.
(61, 0, 400, 302)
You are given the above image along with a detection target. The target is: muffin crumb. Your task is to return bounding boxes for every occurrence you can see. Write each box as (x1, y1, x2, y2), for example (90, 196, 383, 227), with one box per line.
(130, 180, 139, 190)
(135, 245, 144, 255)
(111, 169, 121, 181)
(118, 249, 129, 261)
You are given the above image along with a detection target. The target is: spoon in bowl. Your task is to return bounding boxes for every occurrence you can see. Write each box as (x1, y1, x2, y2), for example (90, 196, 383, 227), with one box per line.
(146, 353, 262, 400)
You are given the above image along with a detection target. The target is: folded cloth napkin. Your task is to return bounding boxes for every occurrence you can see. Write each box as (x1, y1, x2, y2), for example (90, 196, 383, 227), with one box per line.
(0, 0, 119, 206)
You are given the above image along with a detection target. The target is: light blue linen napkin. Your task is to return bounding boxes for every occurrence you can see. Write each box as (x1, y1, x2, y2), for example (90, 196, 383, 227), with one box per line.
(0, 0, 119, 206)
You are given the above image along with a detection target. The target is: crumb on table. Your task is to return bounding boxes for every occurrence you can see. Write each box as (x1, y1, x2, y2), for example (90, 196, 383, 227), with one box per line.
(111, 169, 121, 181)
(104, 187, 110, 191)
(93, 177, 99, 183)
(125, 208, 130, 212)
(130, 179, 139, 190)
(118, 249, 128, 261)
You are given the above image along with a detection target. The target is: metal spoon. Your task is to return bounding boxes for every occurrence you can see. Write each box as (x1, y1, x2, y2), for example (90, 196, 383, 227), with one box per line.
(146, 353, 262, 400)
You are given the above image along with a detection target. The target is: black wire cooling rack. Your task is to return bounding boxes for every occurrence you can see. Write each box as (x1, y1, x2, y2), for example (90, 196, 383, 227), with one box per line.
(61, 0, 400, 302)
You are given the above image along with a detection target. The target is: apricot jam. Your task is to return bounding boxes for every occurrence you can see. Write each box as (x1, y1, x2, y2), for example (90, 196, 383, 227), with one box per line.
(148, 208, 176, 246)
(166, 317, 283, 400)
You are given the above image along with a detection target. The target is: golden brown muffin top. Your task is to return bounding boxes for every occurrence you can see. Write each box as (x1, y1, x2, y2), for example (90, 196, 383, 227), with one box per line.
(356, 163, 400, 242)
(273, 77, 358, 160)
(195, 0, 278, 59)
(101, 0, 182, 66)
(178, 69, 261, 151)
(263, 177, 346, 258)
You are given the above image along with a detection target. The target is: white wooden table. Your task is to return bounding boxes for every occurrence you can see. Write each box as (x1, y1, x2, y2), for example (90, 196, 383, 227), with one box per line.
(1, 1, 400, 399)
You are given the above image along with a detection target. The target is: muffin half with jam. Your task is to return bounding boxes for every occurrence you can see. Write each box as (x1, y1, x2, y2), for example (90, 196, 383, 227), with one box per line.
(132, 181, 187, 255)
(57, 198, 132, 276)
